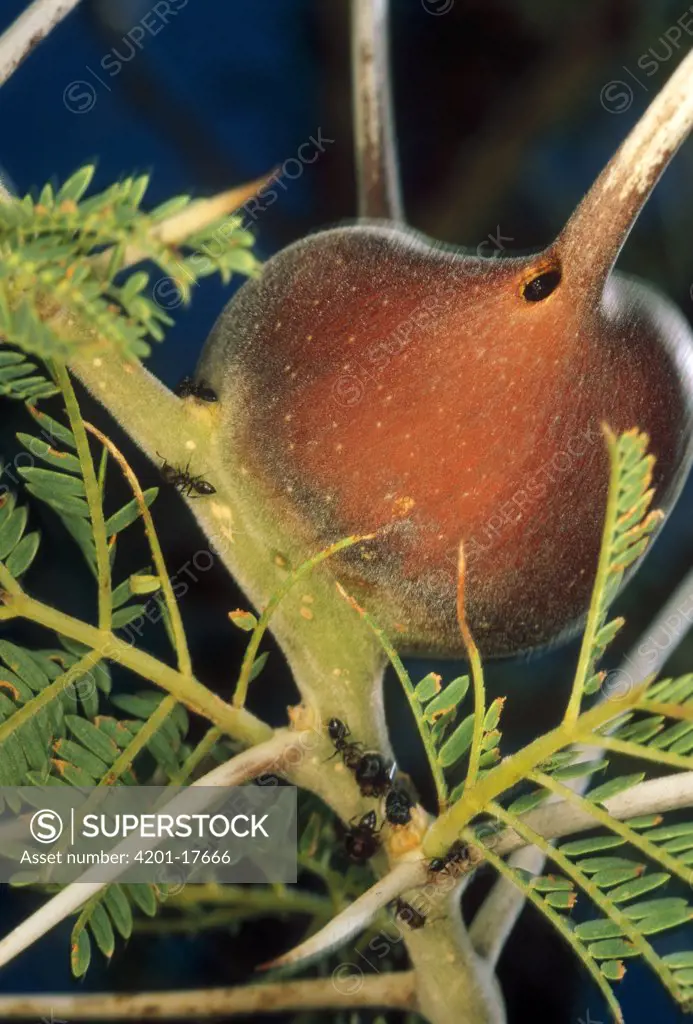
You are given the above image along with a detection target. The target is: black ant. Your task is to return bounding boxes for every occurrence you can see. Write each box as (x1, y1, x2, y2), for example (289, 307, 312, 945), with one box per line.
(391, 897, 426, 929)
(175, 376, 218, 403)
(326, 717, 363, 770)
(428, 840, 469, 875)
(158, 455, 216, 497)
(254, 773, 279, 786)
(343, 810, 381, 863)
(354, 751, 394, 798)
(384, 786, 413, 827)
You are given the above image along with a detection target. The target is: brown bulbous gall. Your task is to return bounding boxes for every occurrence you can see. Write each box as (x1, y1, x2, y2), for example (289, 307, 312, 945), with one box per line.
(195, 55, 693, 658)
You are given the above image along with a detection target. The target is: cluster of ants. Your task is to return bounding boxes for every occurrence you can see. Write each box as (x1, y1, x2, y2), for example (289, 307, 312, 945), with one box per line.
(327, 717, 468, 929)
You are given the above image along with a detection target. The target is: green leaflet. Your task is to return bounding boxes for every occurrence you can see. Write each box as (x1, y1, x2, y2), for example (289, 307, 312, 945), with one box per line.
(614, 717, 665, 744)
(423, 676, 469, 722)
(645, 822, 693, 842)
(111, 692, 166, 718)
(608, 873, 669, 903)
(105, 488, 158, 536)
(24, 484, 89, 518)
(0, 489, 37, 577)
(624, 898, 689, 920)
(530, 875, 575, 893)
(111, 604, 147, 629)
(648, 675, 693, 703)
(552, 758, 609, 782)
(126, 884, 159, 917)
(414, 671, 441, 702)
(0, 346, 57, 402)
(15, 433, 81, 473)
(575, 919, 624, 942)
(663, 952, 693, 969)
(88, 903, 115, 959)
(639, 909, 693, 936)
(587, 774, 646, 805)
(19, 466, 85, 497)
(104, 885, 134, 940)
(249, 652, 269, 682)
(575, 856, 641, 874)
(589, 939, 639, 960)
(591, 866, 646, 889)
(0, 506, 28, 559)
(64, 716, 119, 765)
(438, 713, 475, 767)
(545, 891, 576, 910)
(54, 762, 96, 787)
(507, 789, 551, 816)
(58, 514, 96, 573)
(0, 640, 51, 692)
(70, 926, 91, 978)
(25, 404, 76, 449)
(229, 609, 258, 632)
(4, 531, 40, 577)
(561, 836, 626, 857)
(661, 835, 693, 854)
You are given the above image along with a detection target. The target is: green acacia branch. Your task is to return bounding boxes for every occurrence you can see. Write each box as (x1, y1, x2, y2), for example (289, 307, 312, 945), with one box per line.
(462, 644, 486, 790)
(170, 726, 222, 786)
(99, 694, 177, 786)
(564, 424, 618, 728)
(336, 582, 448, 810)
(577, 734, 693, 773)
(0, 590, 270, 746)
(53, 363, 112, 630)
(71, 355, 193, 466)
(0, 558, 20, 596)
(234, 533, 374, 709)
(457, 544, 486, 791)
(530, 769, 693, 888)
(464, 828, 624, 1023)
(637, 701, 693, 722)
(0, 650, 100, 746)
(489, 800, 682, 1006)
(424, 681, 651, 856)
(85, 422, 191, 677)
(71, 353, 387, 746)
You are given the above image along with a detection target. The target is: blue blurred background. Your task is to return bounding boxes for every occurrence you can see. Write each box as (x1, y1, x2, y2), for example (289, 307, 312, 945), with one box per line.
(2, 0, 693, 1020)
